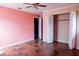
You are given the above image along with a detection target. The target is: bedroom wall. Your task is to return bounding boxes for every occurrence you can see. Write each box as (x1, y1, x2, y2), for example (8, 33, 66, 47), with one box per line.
(43, 6, 79, 49)
(0, 6, 39, 48)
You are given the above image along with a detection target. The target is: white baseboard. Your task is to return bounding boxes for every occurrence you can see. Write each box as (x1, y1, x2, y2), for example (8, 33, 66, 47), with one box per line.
(76, 46, 79, 49)
(43, 40, 53, 43)
(0, 39, 33, 50)
(58, 40, 69, 43)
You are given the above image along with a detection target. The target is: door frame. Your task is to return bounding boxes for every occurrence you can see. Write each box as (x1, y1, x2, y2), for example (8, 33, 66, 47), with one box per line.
(51, 12, 77, 49)
(33, 17, 42, 40)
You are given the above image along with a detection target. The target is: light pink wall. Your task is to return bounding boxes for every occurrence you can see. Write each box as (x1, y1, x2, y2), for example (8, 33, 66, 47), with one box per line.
(0, 6, 39, 48)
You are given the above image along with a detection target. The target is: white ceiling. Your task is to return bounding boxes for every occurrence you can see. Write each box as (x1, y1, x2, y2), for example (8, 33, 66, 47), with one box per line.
(0, 3, 79, 14)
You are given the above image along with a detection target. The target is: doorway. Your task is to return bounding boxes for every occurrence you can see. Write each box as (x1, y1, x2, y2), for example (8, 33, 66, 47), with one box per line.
(34, 18, 39, 40)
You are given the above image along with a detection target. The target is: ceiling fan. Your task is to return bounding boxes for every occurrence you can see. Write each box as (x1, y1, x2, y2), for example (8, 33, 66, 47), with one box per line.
(24, 3, 47, 10)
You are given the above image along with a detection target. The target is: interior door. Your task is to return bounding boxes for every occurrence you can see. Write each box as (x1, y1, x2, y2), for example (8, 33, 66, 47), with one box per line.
(34, 18, 39, 39)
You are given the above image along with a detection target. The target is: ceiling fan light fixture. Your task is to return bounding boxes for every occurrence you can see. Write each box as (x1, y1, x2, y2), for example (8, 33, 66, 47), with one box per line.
(25, 3, 47, 10)
(32, 6, 39, 10)
(32, 7, 38, 10)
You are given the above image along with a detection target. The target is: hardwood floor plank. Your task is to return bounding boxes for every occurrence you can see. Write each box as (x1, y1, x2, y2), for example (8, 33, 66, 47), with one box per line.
(0, 40, 79, 56)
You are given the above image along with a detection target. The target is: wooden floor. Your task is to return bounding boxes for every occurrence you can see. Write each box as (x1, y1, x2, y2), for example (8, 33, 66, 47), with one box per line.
(0, 40, 79, 56)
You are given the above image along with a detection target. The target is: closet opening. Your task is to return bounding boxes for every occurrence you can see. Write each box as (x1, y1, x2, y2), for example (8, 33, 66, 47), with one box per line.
(53, 13, 70, 44)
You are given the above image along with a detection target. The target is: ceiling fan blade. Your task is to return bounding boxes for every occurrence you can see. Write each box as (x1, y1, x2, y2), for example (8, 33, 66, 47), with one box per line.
(39, 5, 47, 7)
(26, 6, 32, 8)
(24, 3, 32, 5)
(35, 3, 40, 5)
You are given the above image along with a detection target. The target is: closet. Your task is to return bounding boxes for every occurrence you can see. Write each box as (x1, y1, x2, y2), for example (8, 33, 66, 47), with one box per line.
(53, 13, 69, 43)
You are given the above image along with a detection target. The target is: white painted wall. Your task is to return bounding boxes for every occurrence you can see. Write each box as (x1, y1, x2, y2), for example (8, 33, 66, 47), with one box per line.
(48, 15, 54, 43)
(43, 14, 53, 43)
(43, 14, 49, 42)
(69, 11, 77, 49)
(57, 14, 69, 43)
(39, 17, 42, 39)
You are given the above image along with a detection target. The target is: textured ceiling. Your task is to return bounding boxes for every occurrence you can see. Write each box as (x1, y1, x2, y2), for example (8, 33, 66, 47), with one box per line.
(0, 3, 79, 14)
